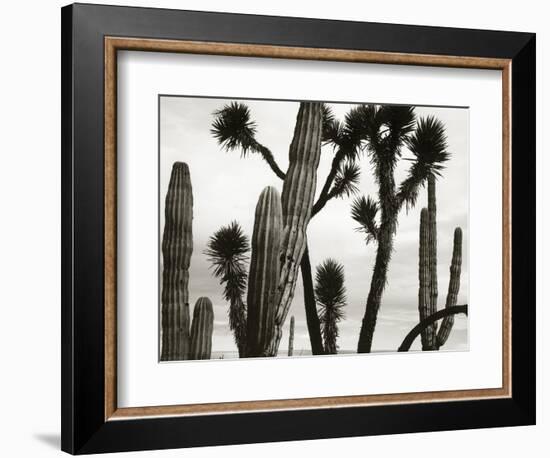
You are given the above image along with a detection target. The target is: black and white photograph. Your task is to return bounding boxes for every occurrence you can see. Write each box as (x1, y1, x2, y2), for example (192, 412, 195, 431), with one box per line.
(159, 96, 469, 361)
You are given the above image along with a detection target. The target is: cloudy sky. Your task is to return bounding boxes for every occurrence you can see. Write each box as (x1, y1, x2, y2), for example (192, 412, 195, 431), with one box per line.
(159, 96, 469, 355)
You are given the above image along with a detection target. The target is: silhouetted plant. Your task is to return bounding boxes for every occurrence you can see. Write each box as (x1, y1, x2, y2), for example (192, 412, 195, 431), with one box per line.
(211, 102, 361, 355)
(315, 259, 347, 355)
(204, 221, 250, 357)
(160, 162, 193, 361)
(350, 109, 450, 353)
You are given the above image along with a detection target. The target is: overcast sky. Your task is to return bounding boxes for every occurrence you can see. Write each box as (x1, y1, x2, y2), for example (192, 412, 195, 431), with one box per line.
(159, 96, 469, 355)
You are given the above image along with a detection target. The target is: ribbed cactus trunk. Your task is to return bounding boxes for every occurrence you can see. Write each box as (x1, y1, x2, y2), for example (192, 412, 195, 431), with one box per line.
(269, 102, 323, 355)
(436, 227, 463, 348)
(189, 297, 214, 360)
(246, 186, 283, 357)
(288, 316, 295, 357)
(427, 175, 438, 349)
(161, 162, 193, 361)
(418, 208, 431, 350)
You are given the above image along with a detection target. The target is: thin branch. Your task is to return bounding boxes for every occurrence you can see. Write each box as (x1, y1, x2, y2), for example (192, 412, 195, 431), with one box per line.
(252, 140, 286, 180)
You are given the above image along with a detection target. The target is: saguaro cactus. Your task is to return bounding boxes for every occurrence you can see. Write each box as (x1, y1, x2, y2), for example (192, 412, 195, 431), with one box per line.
(418, 208, 432, 350)
(436, 227, 463, 348)
(246, 186, 283, 357)
(189, 297, 214, 360)
(288, 316, 295, 357)
(427, 175, 438, 347)
(161, 162, 193, 361)
(270, 102, 323, 355)
(412, 202, 464, 351)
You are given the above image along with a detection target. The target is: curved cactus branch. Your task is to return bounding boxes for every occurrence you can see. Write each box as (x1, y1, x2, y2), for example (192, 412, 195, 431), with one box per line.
(398, 305, 468, 352)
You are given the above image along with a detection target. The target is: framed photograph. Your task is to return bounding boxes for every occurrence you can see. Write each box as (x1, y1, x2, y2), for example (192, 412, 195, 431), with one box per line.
(61, 3, 536, 454)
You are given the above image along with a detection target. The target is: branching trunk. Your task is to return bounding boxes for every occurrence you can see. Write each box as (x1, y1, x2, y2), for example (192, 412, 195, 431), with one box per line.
(357, 222, 395, 353)
(357, 162, 397, 353)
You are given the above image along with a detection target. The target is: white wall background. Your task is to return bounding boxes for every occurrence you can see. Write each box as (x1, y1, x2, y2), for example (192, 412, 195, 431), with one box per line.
(0, 0, 545, 456)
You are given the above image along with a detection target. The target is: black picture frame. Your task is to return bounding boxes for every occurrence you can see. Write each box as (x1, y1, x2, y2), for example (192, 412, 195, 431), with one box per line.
(61, 3, 536, 454)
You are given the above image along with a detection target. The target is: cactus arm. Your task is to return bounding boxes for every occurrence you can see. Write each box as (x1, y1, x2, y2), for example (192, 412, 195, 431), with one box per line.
(246, 187, 283, 357)
(427, 175, 439, 348)
(161, 162, 193, 361)
(288, 316, 295, 357)
(189, 297, 214, 360)
(398, 304, 468, 352)
(436, 227, 463, 349)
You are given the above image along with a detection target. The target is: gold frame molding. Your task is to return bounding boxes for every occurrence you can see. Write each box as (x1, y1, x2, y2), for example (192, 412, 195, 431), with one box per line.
(104, 36, 512, 421)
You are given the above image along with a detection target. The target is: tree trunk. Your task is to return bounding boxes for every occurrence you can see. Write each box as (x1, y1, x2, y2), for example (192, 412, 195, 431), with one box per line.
(300, 245, 324, 355)
(357, 222, 395, 353)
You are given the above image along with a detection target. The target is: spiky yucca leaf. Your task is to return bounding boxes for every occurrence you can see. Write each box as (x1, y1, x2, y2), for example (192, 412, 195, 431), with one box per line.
(211, 102, 257, 154)
(350, 195, 379, 244)
(398, 116, 450, 210)
(205, 221, 249, 286)
(211, 102, 285, 179)
(343, 104, 415, 170)
(331, 162, 361, 199)
(315, 259, 347, 354)
(204, 221, 250, 355)
(379, 105, 417, 142)
(321, 103, 338, 143)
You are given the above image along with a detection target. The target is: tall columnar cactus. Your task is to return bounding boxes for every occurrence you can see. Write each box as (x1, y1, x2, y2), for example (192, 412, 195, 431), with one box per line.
(189, 297, 214, 360)
(288, 316, 295, 357)
(436, 228, 463, 348)
(269, 102, 323, 355)
(427, 175, 438, 348)
(418, 208, 432, 350)
(415, 200, 463, 351)
(246, 186, 283, 357)
(161, 162, 193, 361)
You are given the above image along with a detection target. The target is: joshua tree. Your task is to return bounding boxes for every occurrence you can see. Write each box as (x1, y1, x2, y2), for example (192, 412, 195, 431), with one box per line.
(204, 221, 250, 357)
(315, 259, 347, 354)
(211, 102, 361, 355)
(350, 111, 450, 353)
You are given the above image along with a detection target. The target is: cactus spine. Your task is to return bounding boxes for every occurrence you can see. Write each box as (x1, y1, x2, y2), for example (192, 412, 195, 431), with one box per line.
(427, 175, 438, 349)
(246, 186, 283, 357)
(189, 297, 214, 360)
(161, 162, 193, 361)
(436, 228, 463, 348)
(288, 316, 295, 357)
(418, 208, 431, 350)
(269, 102, 323, 355)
